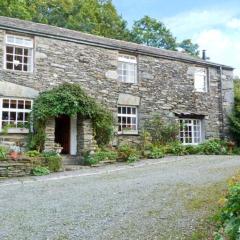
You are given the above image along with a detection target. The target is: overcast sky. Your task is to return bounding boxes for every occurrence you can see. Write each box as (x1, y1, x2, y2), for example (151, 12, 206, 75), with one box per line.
(113, 0, 240, 76)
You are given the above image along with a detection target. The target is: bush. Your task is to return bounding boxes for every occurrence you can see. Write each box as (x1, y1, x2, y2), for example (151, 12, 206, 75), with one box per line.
(117, 144, 139, 161)
(25, 150, 41, 157)
(144, 115, 179, 145)
(164, 141, 187, 156)
(127, 153, 140, 163)
(214, 175, 240, 240)
(148, 146, 165, 159)
(31, 166, 50, 176)
(200, 139, 228, 155)
(184, 145, 203, 155)
(42, 151, 62, 172)
(0, 146, 8, 160)
(83, 149, 118, 166)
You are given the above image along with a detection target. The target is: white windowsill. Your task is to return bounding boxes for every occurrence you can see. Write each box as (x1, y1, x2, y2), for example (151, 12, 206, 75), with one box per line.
(118, 130, 139, 135)
(1, 128, 29, 134)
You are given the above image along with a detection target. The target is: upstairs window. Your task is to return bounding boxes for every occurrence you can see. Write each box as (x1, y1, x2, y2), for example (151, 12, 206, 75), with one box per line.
(194, 68, 208, 92)
(5, 35, 33, 72)
(0, 98, 32, 131)
(179, 119, 202, 145)
(118, 106, 138, 134)
(117, 54, 137, 83)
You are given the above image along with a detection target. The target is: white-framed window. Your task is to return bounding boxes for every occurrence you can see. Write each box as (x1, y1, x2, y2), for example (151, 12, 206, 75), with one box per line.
(4, 34, 34, 72)
(179, 118, 202, 145)
(118, 106, 138, 134)
(117, 54, 137, 83)
(0, 98, 32, 132)
(194, 68, 208, 92)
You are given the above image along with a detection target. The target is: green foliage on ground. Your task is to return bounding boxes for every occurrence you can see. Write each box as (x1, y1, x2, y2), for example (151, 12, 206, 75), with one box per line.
(31, 83, 114, 149)
(83, 149, 118, 165)
(25, 150, 41, 157)
(117, 144, 139, 162)
(200, 139, 228, 155)
(31, 166, 50, 176)
(41, 151, 62, 172)
(0, 146, 8, 160)
(214, 175, 240, 240)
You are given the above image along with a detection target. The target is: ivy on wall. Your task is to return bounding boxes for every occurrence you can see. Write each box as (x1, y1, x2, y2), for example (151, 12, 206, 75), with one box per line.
(29, 83, 114, 150)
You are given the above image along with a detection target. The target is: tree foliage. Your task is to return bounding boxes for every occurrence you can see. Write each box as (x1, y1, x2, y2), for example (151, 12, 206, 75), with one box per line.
(229, 80, 240, 145)
(31, 83, 114, 148)
(0, 0, 130, 40)
(131, 16, 177, 50)
(178, 39, 199, 57)
(0, 1, 199, 55)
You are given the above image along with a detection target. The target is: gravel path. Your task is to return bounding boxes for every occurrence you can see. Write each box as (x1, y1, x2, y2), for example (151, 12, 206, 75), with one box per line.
(0, 155, 240, 240)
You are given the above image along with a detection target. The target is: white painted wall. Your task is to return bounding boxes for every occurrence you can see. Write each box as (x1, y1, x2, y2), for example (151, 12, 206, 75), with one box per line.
(70, 116, 77, 155)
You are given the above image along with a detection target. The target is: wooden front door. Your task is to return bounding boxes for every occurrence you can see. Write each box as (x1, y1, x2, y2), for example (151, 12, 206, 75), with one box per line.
(55, 115, 70, 154)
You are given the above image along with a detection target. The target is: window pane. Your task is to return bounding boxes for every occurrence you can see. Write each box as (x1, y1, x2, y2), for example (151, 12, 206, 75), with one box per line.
(3, 99, 9, 108)
(17, 112, 24, 121)
(10, 112, 16, 121)
(18, 100, 24, 109)
(15, 48, 23, 55)
(6, 54, 13, 62)
(6, 46, 13, 54)
(25, 112, 30, 121)
(132, 108, 136, 114)
(25, 101, 31, 109)
(6, 62, 13, 70)
(122, 107, 126, 114)
(2, 112, 9, 120)
(118, 107, 121, 114)
(10, 100, 17, 108)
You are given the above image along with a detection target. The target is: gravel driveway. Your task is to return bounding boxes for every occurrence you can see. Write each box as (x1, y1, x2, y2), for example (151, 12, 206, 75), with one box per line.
(0, 155, 240, 240)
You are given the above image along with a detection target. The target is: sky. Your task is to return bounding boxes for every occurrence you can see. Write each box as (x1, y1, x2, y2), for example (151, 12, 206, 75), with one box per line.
(112, 0, 240, 77)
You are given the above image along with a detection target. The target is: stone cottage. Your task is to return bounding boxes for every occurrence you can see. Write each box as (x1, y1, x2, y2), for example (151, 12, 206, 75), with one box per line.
(0, 16, 234, 156)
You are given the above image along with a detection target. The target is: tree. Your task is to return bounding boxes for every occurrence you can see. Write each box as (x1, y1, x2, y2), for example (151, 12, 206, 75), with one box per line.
(131, 16, 177, 50)
(229, 80, 240, 145)
(178, 39, 199, 57)
(0, 0, 131, 40)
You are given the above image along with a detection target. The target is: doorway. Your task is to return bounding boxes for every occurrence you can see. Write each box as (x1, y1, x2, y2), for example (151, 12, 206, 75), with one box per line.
(55, 115, 70, 154)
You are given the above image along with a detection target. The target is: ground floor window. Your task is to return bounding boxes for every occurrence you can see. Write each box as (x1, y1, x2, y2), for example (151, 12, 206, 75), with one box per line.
(179, 118, 202, 145)
(0, 98, 32, 132)
(118, 106, 138, 134)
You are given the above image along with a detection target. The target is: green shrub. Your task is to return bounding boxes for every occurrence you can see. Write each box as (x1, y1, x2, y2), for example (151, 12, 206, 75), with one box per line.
(42, 151, 62, 172)
(144, 115, 179, 145)
(200, 139, 228, 155)
(26, 150, 41, 157)
(83, 149, 118, 166)
(127, 153, 140, 163)
(31, 166, 50, 176)
(149, 146, 165, 159)
(164, 141, 187, 156)
(184, 145, 203, 155)
(0, 146, 8, 160)
(117, 144, 138, 161)
(83, 153, 99, 166)
(214, 176, 240, 240)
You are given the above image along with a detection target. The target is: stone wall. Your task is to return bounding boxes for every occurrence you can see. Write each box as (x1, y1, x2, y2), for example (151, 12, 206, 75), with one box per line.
(0, 158, 42, 177)
(44, 118, 55, 152)
(0, 29, 234, 146)
(77, 118, 97, 158)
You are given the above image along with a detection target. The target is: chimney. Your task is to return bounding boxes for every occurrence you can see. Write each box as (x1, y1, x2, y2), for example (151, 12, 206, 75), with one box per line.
(202, 50, 210, 60)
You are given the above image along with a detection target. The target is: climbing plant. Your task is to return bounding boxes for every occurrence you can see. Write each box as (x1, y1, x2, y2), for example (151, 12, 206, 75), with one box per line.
(29, 83, 114, 150)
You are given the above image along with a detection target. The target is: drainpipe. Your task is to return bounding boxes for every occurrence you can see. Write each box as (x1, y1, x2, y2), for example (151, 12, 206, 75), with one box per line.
(219, 66, 225, 139)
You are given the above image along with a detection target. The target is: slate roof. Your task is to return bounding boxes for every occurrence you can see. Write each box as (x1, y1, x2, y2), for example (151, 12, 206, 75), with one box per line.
(0, 16, 234, 70)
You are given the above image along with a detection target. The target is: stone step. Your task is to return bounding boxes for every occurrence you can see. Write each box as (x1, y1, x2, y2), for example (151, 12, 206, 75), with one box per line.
(61, 155, 80, 165)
